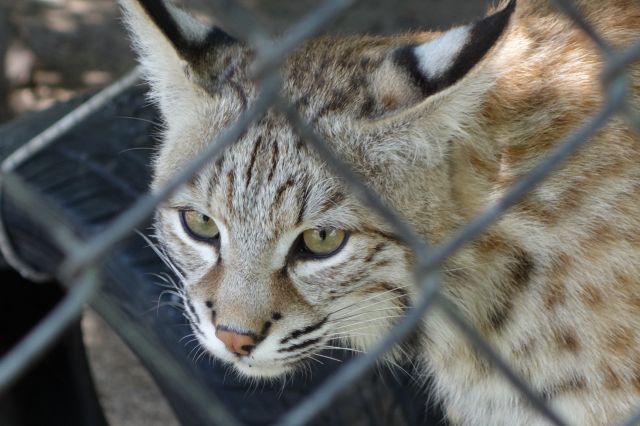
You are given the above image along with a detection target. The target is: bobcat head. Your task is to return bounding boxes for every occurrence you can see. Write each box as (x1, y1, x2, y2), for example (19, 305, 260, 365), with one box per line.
(120, 0, 515, 378)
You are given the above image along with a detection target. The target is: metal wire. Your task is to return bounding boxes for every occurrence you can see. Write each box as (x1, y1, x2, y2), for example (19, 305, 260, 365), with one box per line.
(275, 270, 442, 426)
(0, 268, 101, 392)
(435, 296, 569, 426)
(0, 67, 141, 281)
(58, 74, 281, 282)
(2, 0, 640, 425)
(91, 294, 242, 426)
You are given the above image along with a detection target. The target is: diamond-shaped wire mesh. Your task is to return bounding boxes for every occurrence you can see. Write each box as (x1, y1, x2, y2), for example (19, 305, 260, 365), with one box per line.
(0, 0, 639, 425)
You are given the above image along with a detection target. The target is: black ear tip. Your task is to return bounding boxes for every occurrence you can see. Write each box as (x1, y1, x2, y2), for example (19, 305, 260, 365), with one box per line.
(135, 0, 236, 58)
(473, 0, 516, 38)
(503, 0, 517, 17)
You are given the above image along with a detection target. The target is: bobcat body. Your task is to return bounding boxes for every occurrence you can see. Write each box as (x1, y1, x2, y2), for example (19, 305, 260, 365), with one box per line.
(120, 0, 640, 424)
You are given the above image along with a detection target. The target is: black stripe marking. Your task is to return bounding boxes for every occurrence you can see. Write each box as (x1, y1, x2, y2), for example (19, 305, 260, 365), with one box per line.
(296, 177, 310, 225)
(541, 377, 586, 400)
(227, 79, 248, 111)
(226, 170, 235, 209)
(318, 190, 346, 215)
(268, 140, 279, 182)
(487, 248, 534, 332)
(364, 242, 387, 263)
(278, 337, 322, 353)
(272, 178, 295, 212)
(136, 0, 236, 60)
(192, 325, 205, 337)
(257, 321, 272, 342)
(279, 346, 320, 362)
(280, 316, 328, 344)
(245, 136, 262, 189)
(186, 298, 200, 324)
(444, 0, 516, 89)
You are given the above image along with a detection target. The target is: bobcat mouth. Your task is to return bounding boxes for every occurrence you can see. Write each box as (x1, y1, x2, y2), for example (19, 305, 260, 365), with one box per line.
(211, 336, 329, 379)
(229, 323, 332, 378)
(184, 300, 331, 378)
(233, 357, 292, 378)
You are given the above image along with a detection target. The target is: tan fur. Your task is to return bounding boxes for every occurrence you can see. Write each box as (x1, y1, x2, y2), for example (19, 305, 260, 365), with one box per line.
(120, 0, 640, 423)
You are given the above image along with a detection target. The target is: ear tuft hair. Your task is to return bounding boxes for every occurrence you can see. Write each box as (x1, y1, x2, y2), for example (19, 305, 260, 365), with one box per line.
(121, 0, 236, 61)
(393, 0, 516, 98)
(131, 0, 236, 60)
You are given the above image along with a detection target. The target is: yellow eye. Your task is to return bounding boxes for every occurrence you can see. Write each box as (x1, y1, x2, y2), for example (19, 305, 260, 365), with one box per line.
(301, 228, 347, 256)
(180, 210, 219, 241)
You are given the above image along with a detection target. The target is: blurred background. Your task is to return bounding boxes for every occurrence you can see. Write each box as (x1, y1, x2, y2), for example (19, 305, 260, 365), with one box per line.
(0, 1, 487, 425)
(0, 0, 490, 125)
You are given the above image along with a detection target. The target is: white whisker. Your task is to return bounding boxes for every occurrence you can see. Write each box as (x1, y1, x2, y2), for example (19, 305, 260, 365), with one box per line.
(331, 315, 407, 331)
(327, 302, 407, 324)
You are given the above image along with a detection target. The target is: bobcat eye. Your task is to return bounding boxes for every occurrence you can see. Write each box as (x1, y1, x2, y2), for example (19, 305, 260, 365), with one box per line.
(180, 210, 219, 242)
(301, 228, 347, 257)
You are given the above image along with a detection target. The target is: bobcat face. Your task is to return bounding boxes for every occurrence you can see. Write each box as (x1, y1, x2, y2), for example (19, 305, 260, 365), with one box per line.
(121, 0, 640, 423)
(120, 0, 515, 378)
(154, 115, 416, 377)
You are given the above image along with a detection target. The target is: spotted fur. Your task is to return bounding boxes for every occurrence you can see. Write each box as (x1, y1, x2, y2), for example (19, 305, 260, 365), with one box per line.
(120, 0, 640, 423)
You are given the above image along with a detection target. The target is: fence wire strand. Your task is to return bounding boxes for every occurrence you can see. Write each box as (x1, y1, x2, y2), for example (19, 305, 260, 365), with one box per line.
(0, 268, 101, 393)
(1, 0, 640, 425)
(91, 294, 242, 426)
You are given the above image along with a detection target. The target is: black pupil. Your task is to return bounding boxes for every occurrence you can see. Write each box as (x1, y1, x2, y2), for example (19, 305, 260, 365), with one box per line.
(202, 215, 209, 223)
(319, 229, 327, 240)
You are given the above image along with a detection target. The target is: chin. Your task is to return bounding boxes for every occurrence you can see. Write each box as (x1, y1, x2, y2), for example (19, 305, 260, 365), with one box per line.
(201, 341, 294, 380)
(232, 360, 292, 379)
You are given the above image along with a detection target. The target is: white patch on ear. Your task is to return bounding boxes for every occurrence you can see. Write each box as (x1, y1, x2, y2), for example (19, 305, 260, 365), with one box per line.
(414, 26, 471, 79)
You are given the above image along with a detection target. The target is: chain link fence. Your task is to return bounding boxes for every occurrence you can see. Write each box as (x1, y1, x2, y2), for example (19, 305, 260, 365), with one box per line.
(0, 0, 639, 425)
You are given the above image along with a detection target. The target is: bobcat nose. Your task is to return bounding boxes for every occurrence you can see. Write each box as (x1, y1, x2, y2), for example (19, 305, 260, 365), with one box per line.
(215, 328, 256, 356)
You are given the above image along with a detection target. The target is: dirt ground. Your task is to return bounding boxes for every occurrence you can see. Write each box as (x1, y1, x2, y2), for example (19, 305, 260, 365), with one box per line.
(1, 1, 487, 425)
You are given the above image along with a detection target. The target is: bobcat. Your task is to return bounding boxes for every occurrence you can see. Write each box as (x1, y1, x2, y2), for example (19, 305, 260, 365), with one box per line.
(120, 0, 640, 424)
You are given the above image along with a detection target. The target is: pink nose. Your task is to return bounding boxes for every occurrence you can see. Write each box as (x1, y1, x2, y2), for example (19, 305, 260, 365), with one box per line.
(215, 329, 256, 356)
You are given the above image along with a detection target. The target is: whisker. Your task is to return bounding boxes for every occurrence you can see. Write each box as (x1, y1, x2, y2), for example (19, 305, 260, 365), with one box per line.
(140, 301, 185, 316)
(137, 231, 186, 283)
(118, 147, 157, 154)
(307, 355, 324, 365)
(327, 302, 407, 324)
(312, 352, 343, 363)
(331, 315, 407, 331)
(195, 347, 209, 364)
(179, 332, 197, 343)
(326, 262, 487, 319)
(327, 282, 414, 317)
(325, 331, 377, 338)
(188, 345, 203, 361)
(322, 345, 415, 379)
(116, 115, 163, 126)
(320, 345, 365, 354)
(182, 337, 200, 347)
(158, 289, 184, 300)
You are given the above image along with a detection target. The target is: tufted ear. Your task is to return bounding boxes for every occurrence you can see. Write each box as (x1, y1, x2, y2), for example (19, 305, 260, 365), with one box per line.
(369, 0, 515, 120)
(350, 1, 516, 173)
(119, 0, 236, 124)
(392, 0, 515, 99)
